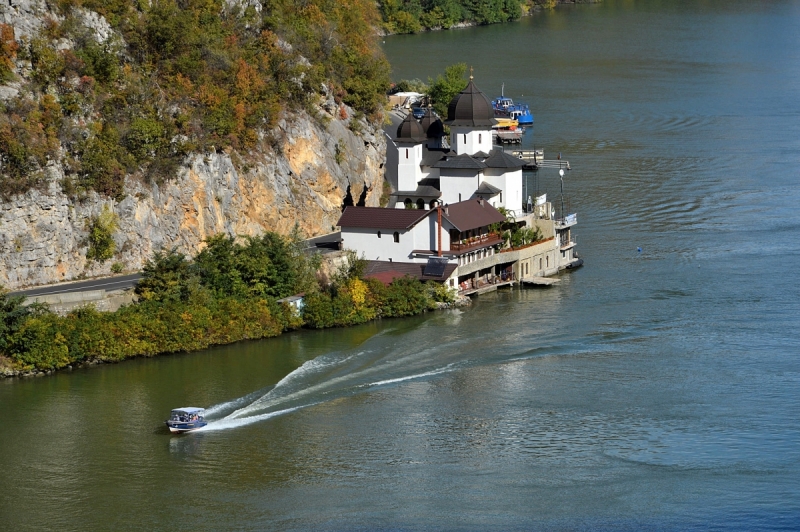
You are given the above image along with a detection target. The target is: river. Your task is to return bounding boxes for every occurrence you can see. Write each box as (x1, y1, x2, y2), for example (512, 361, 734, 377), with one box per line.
(2, 0, 799, 529)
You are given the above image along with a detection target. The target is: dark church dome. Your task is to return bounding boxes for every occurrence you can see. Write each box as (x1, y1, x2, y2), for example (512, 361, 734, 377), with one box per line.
(420, 107, 444, 138)
(444, 79, 497, 127)
(395, 113, 427, 143)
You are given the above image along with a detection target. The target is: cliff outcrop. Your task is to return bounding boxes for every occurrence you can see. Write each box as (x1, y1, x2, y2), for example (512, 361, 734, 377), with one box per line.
(0, 109, 385, 289)
(0, 1, 387, 289)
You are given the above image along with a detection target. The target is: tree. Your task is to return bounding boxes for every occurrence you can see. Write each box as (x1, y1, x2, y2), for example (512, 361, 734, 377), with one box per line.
(427, 62, 467, 117)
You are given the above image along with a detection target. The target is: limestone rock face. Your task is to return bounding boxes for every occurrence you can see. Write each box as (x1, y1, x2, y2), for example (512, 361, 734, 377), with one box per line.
(0, 110, 386, 289)
(0, 0, 387, 290)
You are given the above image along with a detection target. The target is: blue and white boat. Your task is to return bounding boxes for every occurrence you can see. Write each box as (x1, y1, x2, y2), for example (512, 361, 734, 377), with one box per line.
(492, 85, 534, 126)
(165, 407, 207, 433)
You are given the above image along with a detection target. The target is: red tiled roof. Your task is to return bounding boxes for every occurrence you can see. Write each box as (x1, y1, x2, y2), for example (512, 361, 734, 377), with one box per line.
(442, 199, 506, 232)
(364, 260, 457, 282)
(337, 206, 431, 230)
(364, 270, 408, 286)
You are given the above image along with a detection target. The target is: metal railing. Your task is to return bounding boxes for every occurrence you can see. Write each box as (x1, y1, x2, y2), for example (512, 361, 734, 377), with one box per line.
(450, 232, 503, 253)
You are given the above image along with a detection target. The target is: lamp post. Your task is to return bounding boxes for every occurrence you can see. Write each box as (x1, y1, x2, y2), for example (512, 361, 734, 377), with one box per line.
(559, 168, 565, 222)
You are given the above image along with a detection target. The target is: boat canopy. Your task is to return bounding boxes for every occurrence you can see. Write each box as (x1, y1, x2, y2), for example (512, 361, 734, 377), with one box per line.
(171, 407, 205, 414)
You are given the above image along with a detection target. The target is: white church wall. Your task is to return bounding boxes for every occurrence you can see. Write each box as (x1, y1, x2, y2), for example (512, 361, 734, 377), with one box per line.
(439, 170, 481, 205)
(450, 126, 493, 156)
(396, 142, 423, 192)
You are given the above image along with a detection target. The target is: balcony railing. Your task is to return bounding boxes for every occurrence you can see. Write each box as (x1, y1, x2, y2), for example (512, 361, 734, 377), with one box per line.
(560, 236, 577, 250)
(555, 213, 577, 228)
(450, 232, 503, 253)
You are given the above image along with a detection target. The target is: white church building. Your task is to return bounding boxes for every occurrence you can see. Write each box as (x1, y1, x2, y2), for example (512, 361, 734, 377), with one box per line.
(385, 78, 525, 217)
(337, 77, 581, 293)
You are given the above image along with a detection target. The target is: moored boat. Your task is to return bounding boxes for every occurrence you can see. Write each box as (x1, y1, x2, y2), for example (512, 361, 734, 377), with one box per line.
(165, 407, 207, 433)
(492, 85, 534, 126)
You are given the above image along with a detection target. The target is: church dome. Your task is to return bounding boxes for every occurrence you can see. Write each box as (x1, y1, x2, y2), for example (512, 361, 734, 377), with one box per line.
(395, 113, 427, 143)
(444, 79, 497, 127)
(420, 107, 444, 138)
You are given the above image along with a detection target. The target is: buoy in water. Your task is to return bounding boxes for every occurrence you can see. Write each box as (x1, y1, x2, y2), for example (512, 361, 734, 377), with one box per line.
(637, 247, 642, 253)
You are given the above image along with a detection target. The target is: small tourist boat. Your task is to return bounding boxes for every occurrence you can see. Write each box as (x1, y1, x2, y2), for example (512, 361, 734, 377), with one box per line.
(165, 407, 207, 433)
(492, 85, 534, 126)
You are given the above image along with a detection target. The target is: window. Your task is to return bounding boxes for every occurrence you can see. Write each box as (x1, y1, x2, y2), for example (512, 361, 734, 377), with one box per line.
(393, 232, 400, 243)
(500, 192, 502, 203)
(546, 256, 549, 268)
(377, 231, 381, 238)
(405, 148, 408, 159)
(416, 198, 424, 210)
(463, 134, 467, 144)
(479, 133, 482, 143)
(540, 258, 543, 270)
(458, 193, 462, 202)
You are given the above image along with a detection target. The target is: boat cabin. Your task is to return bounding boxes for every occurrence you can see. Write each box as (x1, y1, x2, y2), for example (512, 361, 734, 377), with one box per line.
(165, 407, 207, 433)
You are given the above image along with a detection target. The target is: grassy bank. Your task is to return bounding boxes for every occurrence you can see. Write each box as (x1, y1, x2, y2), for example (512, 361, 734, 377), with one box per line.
(0, 231, 454, 377)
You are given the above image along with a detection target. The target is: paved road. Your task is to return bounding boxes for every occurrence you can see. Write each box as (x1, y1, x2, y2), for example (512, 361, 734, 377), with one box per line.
(9, 233, 344, 298)
(11, 274, 143, 297)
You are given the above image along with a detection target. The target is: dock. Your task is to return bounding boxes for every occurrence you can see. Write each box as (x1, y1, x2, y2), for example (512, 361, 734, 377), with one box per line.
(508, 149, 570, 171)
(493, 130, 523, 144)
(521, 276, 560, 287)
(460, 280, 516, 296)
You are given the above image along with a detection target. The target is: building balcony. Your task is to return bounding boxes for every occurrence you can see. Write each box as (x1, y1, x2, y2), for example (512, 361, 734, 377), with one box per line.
(450, 232, 503, 254)
(555, 213, 577, 229)
(560, 236, 577, 250)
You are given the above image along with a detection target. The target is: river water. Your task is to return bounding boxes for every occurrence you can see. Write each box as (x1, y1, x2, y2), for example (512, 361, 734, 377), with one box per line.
(2, 1, 800, 529)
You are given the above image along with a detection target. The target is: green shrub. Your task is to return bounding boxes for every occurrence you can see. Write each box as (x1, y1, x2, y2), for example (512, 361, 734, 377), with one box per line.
(85, 205, 119, 262)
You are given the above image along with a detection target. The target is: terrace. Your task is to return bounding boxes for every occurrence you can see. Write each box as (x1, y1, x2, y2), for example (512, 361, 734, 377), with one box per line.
(450, 232, 503, 254)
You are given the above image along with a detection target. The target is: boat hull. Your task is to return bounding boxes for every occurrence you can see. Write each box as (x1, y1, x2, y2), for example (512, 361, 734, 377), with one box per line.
(165, 421, 207, 433)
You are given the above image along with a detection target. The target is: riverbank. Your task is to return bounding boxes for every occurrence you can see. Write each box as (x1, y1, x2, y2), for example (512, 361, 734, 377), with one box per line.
(0, 234, 472, 380)
(378, 0, 602, 36)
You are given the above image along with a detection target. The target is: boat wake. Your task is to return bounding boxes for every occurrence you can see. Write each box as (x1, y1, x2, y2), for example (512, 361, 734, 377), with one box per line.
(197, 323, 473, 432)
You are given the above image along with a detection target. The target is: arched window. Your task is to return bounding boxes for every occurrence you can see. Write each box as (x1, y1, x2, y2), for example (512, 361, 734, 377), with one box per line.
(479, 133, 482, 143)
(463, 134, 467, 144)
(458, 193, 462, 202)
(546, 256, 549, 268)
(377, 231, 381, 238)
(404, 198, 412, 209)
(405, 148, 409, 159)
(393, 232, 400, 243)
(540, 258, 543, 270)
(416, 198, 424, 210)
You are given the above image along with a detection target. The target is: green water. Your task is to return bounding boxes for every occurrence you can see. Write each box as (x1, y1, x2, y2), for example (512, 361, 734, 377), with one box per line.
(2, 1, 800, 529)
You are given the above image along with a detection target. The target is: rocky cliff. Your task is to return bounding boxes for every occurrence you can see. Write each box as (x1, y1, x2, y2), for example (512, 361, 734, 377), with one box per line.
(0, 1, 387, 290)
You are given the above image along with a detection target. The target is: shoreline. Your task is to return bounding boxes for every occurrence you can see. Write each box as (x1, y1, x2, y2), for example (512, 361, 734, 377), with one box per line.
(0, 295, 472, 380)
(379, 0, 602, 37)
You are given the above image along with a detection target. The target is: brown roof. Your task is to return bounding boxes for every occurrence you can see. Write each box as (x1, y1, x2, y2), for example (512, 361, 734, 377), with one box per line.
(444, 80, 498, 128)
(433, 153, 487, 170)
(395, 113, 427, 143)
(337, 206, 431, 230)
(442, 199, 506, 232)
(364, 260, 457, 283)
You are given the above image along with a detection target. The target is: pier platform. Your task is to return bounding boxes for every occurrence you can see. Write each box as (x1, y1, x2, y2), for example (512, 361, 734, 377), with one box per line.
(521, 277, 560, 287)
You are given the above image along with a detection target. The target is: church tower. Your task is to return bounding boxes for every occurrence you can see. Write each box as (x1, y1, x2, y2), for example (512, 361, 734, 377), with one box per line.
(394, 113, 427, 193)
(443, 73, 496, 156)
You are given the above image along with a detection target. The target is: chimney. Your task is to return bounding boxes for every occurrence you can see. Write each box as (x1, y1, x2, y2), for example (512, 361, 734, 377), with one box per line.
(437, 202, 442, 257)
(479, 198, 484, 206)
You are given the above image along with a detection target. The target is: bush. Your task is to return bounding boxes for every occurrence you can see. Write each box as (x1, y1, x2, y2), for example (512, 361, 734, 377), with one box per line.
(0, 23, 18, 82)
(85, 205, 119, 262)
